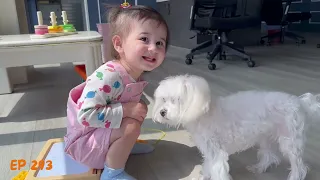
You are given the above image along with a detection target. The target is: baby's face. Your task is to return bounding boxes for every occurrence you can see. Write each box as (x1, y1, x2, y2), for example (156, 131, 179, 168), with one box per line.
(122, 19, 167, 72)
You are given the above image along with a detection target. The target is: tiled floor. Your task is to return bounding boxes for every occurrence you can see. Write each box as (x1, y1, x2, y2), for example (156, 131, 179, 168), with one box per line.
(1, 41, 320, 180)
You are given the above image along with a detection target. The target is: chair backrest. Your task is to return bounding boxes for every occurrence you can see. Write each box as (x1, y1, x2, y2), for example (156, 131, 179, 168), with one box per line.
(190, 0, 238, 30)
(281, 0, 293, 24)
(261, 0, 284, 25)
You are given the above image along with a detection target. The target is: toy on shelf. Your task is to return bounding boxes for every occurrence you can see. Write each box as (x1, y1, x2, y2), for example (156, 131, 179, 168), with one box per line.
(61, 11, 76, 33)
(30, 11, 77, 39)
(34, 11, 48, 35)
(48, 12, 63, 33)
(120, 0, 131, 8)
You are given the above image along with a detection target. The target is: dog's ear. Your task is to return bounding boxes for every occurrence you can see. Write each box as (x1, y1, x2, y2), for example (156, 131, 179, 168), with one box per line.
(181, 80, 195, 120)
(181, 76, 211, 122)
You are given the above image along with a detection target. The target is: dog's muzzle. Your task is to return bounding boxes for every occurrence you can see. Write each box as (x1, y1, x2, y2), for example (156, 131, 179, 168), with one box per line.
(160, 109, 167, 117)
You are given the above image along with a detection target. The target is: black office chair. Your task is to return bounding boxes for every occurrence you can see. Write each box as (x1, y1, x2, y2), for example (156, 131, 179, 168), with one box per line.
(185, 0, 261, 70)
(260, 0, 311, 45)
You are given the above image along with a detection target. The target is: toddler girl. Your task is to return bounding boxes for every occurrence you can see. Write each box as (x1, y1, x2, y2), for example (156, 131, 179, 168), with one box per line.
(64, 5, 169, 180)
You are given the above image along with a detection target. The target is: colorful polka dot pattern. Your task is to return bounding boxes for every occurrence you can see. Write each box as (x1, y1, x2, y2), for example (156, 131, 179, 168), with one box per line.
(79, 63, 123, 128)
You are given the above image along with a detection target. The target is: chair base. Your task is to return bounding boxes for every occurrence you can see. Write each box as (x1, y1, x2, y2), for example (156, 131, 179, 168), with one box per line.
(260, 28, 306, 46)
(185, 33, 255, 70)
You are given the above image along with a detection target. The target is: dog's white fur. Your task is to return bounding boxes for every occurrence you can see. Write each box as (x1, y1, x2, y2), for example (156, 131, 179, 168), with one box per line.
(152, 74, 320, 180)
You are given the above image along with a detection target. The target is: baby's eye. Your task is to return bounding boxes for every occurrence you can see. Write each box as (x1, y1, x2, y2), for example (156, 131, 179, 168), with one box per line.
(140, 37, 148, 42)
(156, 41, 164, 47)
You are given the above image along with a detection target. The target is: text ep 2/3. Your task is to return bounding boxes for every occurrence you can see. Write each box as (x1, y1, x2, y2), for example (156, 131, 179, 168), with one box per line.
(10, 159, 53, 170)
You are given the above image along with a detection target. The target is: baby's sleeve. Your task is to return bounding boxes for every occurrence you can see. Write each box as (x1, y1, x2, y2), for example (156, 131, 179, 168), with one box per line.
(77, 66, 124, 129)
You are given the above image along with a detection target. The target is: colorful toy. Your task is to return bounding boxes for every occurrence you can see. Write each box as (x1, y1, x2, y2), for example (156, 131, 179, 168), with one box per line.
(34, 11, 48, 35)
(48, 12, 64, 33)
(30, 11, 77, 39)
(120, 0, 132, 8)
(61, 11, 76, 33)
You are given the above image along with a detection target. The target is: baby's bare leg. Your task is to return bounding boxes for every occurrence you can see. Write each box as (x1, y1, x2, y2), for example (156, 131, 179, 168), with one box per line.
(106, 117, 141, 169)
(100, 118, 141, 179)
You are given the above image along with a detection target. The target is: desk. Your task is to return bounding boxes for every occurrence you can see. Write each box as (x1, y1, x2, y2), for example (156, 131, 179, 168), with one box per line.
(0, 31, 103, 94)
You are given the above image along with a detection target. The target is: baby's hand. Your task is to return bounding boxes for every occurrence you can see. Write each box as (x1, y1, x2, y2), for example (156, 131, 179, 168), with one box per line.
(122, 101, 148, 122)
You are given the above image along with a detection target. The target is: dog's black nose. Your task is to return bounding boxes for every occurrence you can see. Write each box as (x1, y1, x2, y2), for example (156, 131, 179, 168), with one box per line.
(160, 109, 167, 117)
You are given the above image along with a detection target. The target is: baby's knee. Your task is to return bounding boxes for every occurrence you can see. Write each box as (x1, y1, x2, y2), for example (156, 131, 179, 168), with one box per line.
(122, 118, 141, 139)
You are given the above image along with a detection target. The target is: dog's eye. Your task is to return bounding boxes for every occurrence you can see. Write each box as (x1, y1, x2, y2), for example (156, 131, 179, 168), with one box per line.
(162, 98, 166, 102)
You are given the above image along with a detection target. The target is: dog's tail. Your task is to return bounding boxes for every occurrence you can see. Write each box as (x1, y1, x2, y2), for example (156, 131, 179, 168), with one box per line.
(299, 93, 320, 121)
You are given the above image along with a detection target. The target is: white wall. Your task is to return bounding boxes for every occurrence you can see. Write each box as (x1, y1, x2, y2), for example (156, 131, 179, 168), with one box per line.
(0, 0, 20, 35)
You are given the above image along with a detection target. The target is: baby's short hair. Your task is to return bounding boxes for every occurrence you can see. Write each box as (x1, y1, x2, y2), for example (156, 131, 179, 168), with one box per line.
(107, 5, 170, 60)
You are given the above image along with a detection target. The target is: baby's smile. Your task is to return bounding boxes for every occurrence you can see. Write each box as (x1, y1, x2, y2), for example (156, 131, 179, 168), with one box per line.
(142, 56, 156, 63)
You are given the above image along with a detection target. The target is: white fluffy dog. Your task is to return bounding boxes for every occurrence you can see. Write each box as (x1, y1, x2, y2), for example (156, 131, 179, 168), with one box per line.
(152, 74, 320, 180)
